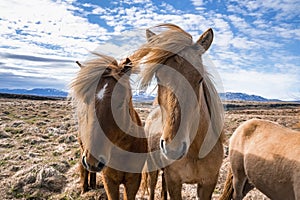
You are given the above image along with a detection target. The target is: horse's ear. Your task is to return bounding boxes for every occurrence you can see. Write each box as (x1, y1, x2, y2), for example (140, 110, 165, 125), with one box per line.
(146, 29, 156, 41)
(76, 61, 83, 68)
(196, 28, 213, 51)
(125, 57, 131, 65)
(121, 57, 132, 73)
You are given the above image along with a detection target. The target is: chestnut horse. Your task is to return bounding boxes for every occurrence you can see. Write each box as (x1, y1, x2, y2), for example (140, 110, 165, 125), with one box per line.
(132, 24, 224, 199)
(219, 119, 300, 200)
(70, 54, 147, 199)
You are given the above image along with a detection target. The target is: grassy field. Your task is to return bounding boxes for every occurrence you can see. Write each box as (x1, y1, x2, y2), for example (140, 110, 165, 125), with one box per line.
(0, 97, 299, 199)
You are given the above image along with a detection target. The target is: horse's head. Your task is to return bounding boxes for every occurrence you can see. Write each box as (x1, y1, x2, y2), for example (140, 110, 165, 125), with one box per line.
(71, 55, 133, 172)
(135, 24, 222, 160)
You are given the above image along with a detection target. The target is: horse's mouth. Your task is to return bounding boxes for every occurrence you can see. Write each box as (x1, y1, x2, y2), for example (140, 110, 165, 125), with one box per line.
(87, 164, 105, 173)
(82, 156, 106, 172)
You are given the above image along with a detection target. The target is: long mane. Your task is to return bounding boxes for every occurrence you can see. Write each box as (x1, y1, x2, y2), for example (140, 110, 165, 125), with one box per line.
(132, 24, 224, 155)
(131, 24, 195, 88)
(69, 53, 119, 104)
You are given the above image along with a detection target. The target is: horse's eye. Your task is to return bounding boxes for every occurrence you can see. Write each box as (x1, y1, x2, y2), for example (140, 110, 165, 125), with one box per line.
(199, 77, 204, 84)
(104, 68, 112, 74)
(156, 75, 160, 83)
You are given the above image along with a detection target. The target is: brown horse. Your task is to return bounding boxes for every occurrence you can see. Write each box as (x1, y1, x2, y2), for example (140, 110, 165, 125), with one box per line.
(70, 54, 147, 199)
(78, 135, 96, 193)
(132, 24, 224, 199)
(219, 119, 300, 200)
(73, 61, 97, 194)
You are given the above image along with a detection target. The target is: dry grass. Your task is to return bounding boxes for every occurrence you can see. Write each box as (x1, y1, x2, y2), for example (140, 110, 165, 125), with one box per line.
(0, 98, 299, 199)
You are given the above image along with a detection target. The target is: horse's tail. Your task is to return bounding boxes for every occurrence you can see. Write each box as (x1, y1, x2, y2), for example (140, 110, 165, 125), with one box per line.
(219, 166, 234, 200)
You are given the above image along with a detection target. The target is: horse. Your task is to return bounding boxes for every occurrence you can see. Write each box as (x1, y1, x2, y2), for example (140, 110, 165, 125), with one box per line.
(219, 118, 300, 200)
(70, 53, 148, 199)
(78, 134, 96, 193)
(72, 61, 97, 194)
(132, 24, 225, 199)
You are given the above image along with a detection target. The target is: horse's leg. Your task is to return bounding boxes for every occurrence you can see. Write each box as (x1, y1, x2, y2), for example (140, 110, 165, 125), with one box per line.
(197, 182, 217, 200)
(295, 181, 300, 200)
(102, 176, 120, 200)
(148, 170, 159, 200)
(161, 170, 168, 200)
(242, 179, 254, 196)
(165, 171, 182, 200)
(232, 169, 248, 200)
(79, 162, 89, 194)
(123, 173, 141, 200)
(89, 172, 96, 189)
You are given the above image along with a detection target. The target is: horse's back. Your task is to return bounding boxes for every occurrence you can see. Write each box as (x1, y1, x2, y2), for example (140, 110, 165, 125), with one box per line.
(230, 118, 300, 158)
(230, 118, 300, 200)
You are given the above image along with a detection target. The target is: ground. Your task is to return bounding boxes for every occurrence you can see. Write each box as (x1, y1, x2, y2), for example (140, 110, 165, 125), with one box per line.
(0, 97, 299, 199)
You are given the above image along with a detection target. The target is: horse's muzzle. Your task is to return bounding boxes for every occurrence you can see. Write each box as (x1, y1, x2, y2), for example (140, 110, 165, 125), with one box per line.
(160, 139, 187, 160)
(82, 155, 106, 172)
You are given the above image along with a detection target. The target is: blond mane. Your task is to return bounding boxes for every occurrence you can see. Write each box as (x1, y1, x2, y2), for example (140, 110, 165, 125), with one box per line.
(132, 23, 224, 154)
(132, 24, 195, 88)
(69, 53, 119, 104)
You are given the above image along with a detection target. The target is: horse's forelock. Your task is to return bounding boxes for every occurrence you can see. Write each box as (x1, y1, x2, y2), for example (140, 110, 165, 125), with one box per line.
(69, 53, 119, 105)
(132, 26, 194, 90)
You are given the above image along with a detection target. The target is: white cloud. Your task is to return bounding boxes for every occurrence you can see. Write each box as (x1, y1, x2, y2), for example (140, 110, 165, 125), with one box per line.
(190, 0, 205, 7)
(228, 15, 251, 32)
(227, 0, 300, 20)
(0, 0, 109, 57)
(220, 69, 299, 101)
(0, 0, 112, 89)
(231, 37, 258, 49)
(0, 0, 299, 100)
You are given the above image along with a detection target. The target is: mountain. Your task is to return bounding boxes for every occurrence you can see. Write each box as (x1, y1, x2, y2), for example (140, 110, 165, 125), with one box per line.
(0, 88, 281, 102)
(0, 88, 68, 98)
(219, 92, 281, 102)
(134, 91, 281, 102)
(132, 91, 155, 102)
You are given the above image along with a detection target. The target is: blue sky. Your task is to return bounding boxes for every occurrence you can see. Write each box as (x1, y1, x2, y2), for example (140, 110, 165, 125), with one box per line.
(0, 0, 299, 100)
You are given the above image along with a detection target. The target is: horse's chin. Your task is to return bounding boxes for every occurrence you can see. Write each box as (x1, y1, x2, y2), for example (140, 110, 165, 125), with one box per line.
(87, 163, 105, 173)
(163, 152, 185, 161)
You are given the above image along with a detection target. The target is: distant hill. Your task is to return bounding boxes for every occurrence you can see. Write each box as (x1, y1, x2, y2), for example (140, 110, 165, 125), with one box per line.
(0, 88, 282, 102)
(219, 92, 281, 102)
(132, 91, 155, 102)
(0, 88, 68, 98)
(132, 91, 281, 102)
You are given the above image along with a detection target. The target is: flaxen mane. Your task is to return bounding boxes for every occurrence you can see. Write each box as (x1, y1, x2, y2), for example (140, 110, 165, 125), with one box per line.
(132, 24, 224, 151)
(69, 53, 119, 104)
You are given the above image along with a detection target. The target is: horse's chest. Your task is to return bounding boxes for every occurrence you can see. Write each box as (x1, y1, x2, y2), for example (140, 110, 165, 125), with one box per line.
(180, 163, 202, 183)
(167, 160, 216, 184)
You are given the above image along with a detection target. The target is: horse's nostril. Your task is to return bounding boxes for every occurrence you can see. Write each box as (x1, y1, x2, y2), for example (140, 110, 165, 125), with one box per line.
(160, 138, 168, 155)
(160, 138, 165, 150)
(97, 156, 106, 171)
(99, 156, 106, 164)
(82, 155, 88, 169)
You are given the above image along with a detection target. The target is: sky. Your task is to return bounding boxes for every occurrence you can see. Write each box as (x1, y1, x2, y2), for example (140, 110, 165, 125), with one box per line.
(0, 0, 299, 100)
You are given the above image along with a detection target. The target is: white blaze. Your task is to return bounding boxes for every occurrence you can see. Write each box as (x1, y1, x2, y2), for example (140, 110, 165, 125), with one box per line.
(97, 83, 108, 100)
